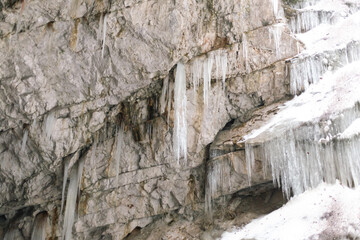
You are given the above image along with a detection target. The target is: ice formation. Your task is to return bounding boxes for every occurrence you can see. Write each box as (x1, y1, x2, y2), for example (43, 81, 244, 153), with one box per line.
(221, 182, 360, 240)
(290, 10, 332, 34)
(45, 112, 56, 139)
(242, 33, 250, 73)
(221, 52, 228, 90)
(167, 81, 174, 126)
(215, 52, 221, 81)
(90, 136, 97, 182)
(114, 124, 124, 183)
(192, 59, 201, 95)
(244, 61, 360, 198)
(173, 62, 187, 163)
(21, 129, 28, 153)
(62, 159, 84, 240)
(31, 212, 48, 240)
(203, 54, 214, 107)
(60, 159, 70, 215)
(288, 6, 360, 94)
(101, 14, 107, 58)
(272, 0, 279, 17)
(205, 159, 226, 218)
(271, 24, 283, 58)
(160, 77, 169, 114)
(3, 229, 17, 240)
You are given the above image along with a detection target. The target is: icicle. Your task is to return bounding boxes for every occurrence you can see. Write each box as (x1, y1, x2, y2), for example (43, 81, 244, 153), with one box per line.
(221, 52, 228, 90)
(207, 53, 214, 86)
(205, 164, 214, 219)
(31, 118, 37, 129)
(15, 0, 26, 38)
(167, 81, 174, 127)
(60, 159, 70, 215)
(203, 54, 213, 107)
(3, 229, 17, 240)
(101, 14, 107, 58)
(242, 33, 250, 73)
(245, 143, 255, 186)
(271, 24, 283, 59)
(31, 212, 48, 240)
(21, 129, 28, 153)
(90, 136, 97, 182)
(272, 0, 279, 17)
(215, 51, 221, 81)
(45, 112, 56, 139)
(62, 159, 84, 240)
(173, 62, 187, 164)
(160, 77, 169, 114)
(290, 10, 333, 34)
(114, 124, 124, 183)
(98, 13, 104, 41)
(192, 59, 201, 95)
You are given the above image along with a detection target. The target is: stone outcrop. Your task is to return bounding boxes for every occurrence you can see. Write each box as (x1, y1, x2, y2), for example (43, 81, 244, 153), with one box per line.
(0, 0, 299, 239)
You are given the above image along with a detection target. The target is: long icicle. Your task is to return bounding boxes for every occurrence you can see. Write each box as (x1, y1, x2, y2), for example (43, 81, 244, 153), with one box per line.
(60, 159, 69, 215)
(174, 62, 187, 164)
(62, 158, 84, 240)
(101, 14, 108, 58)
(221, 52, 228, 90)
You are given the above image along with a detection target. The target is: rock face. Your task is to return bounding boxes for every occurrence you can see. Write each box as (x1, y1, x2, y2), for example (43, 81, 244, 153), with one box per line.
(0, 0, 299, 239)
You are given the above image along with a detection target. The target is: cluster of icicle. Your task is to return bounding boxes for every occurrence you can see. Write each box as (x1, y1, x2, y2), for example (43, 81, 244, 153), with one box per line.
(245, 104, 360, 199)
(165, 50, 227, 163)
(289, 10, 333, 34)
(205, 158, 228, 218)
(289, 40, 360, 95)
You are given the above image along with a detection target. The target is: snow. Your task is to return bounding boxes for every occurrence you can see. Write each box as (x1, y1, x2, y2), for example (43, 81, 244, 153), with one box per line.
(220, 182, 360, 240)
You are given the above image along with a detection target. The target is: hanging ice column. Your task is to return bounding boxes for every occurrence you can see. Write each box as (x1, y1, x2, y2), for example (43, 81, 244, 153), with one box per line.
(272, 0, 279, 17)
(173, 62, 188, 163)
(203, 54, 214, 107)
(271, 24, 283, 59)
(101, 14, 107, 58)
(114, 124, 124, 183)
(31, 212, 48, 240)
(62, 159, 85, 240)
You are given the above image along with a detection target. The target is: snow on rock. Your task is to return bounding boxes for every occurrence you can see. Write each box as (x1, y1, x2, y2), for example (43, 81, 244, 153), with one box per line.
(244, 61, 360, 197)
(220, 182, 360, 240)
